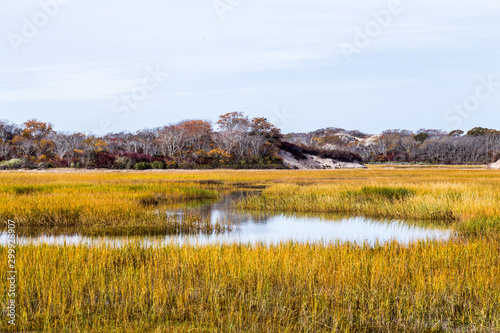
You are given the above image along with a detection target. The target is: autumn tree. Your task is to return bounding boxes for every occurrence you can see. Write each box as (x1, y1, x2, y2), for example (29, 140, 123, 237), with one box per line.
(217, 112, 250, 132)
(467, 127, 490, 136)
(448, 130, 464, 137)
(80, 136, 108, 166)
(21, 119, 54, 141)
(12, 119, 55, 159)
(178, 120, 213, 157)
(250, 117, 282, 142)
(414, 132, 429, 143)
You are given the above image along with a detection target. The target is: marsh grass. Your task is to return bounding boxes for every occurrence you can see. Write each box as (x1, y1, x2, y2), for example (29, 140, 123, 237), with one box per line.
(1, 168, 499, 234)
(1, 169, 500, 331)
(359, 186, 416, 201)
(84, 213, 233, 236)
(1, 168, 499, 233)
(456, 217, 500, 238)
(0, 175, 221, 231)
(9, 213, 233, 237)
(340, 186, 416, 208)
(1, 240, 500, 332)
(237, 180, 499, 227)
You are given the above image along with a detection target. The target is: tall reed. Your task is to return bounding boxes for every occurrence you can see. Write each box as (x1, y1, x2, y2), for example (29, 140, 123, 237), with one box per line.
(1, 240, 499, 332)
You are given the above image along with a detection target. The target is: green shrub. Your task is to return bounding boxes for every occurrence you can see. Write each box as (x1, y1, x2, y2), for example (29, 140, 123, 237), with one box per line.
(150, 161, 164, 169)
(133, 162, 151, 170)
(0, 158, 24, 169)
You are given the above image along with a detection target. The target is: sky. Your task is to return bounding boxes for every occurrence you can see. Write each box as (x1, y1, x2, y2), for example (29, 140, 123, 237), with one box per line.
(0, 0, 499, 135)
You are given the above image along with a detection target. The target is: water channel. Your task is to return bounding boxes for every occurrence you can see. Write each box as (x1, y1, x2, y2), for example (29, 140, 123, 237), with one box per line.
(0, 191, 451, 246)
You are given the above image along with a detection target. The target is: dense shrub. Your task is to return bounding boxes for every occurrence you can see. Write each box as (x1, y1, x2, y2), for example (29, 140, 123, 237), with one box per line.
(133, 162, 151, 170)
(150, 161, 164, 169)
(118, 152, 154, 164)
(316, 150, 363, 163)
(278, 142, 307, 160)
(93, 152, 116, 169)
(115, 156, 134, 169)
(0, 158, 24, 169)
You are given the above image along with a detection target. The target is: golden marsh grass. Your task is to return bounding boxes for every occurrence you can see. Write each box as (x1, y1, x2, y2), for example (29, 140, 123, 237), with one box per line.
(1, 168, 500, 331)
(1, 240, 500, 332)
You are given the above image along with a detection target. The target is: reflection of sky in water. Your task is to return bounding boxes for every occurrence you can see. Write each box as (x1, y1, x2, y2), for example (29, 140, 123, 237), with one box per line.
(169, 214, 451, 246)
(0, 192, 451, 247)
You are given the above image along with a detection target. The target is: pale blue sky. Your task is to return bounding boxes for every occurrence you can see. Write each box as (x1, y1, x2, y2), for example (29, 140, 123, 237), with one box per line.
(1, 0, 499, 134)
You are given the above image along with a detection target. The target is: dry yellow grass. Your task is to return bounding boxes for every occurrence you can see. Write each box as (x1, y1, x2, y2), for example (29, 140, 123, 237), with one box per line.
(1, 240, 499, 332)
(0, 171, 225, 235)
(239, 181, 500, 223)
(2, 167, 500, 233)
(1, 168, 500, 332)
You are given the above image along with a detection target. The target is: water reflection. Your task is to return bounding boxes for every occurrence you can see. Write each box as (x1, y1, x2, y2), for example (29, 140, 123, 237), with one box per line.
(0, 191, 451, 246)
(170, 191, 273, 225)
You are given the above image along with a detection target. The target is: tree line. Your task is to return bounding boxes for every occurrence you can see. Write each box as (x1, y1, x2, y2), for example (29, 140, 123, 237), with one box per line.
(1, 113, 499, 169)
(0, 112, 283, 169)
(285, 127, 500, 165)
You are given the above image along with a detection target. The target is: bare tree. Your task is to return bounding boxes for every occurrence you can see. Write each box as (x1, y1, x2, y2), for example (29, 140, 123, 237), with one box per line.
(136, 129, 160, 156)
(157, 125, 185, 158)
(0, 141, 12, 160)
(12, 136, 36, 157)
(50, 132, 79, 159)
(0, 120, 20, 142)
(213, 131, 238, 159)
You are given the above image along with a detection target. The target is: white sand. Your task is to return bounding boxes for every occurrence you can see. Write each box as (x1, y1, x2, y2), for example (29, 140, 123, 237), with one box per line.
(487, 160, 500, 169)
